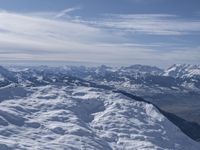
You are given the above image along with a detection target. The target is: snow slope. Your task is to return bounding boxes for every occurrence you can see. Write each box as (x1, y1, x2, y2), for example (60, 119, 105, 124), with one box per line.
(0, 85, 199, 150)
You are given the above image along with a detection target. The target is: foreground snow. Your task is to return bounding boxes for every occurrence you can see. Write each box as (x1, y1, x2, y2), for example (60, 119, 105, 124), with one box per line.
(0, 85, 199, 150)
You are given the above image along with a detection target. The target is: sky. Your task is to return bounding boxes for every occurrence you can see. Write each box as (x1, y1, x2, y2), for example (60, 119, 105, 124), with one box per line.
(0, 0, 200, 67)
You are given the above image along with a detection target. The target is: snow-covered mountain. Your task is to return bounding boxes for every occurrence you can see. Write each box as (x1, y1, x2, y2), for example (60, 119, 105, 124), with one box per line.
(162, 64, 200, 90)
(163, 64, 200, 78)
(0, 82, 200, 149)
(2, 64, 200, 95)
(5, 64, 200, 90)
(0, 64, 200, 149)
(119, 64, 163, 76)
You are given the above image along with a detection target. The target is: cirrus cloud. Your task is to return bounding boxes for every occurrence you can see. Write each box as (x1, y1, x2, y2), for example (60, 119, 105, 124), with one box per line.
(0, 10, 199, 67)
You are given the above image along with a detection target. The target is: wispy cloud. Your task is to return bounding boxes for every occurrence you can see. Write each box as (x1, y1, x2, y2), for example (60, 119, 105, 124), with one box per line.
(81, 14, 200, 35)
(0, 11, 199, 67)
(55, 7, 81, 18)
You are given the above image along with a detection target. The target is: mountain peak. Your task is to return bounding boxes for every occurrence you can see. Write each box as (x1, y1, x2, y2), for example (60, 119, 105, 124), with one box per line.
(164, 64, 200, 78)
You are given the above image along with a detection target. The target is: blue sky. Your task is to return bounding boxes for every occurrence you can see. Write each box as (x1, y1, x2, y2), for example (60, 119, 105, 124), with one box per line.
(0, 0, 200, 67)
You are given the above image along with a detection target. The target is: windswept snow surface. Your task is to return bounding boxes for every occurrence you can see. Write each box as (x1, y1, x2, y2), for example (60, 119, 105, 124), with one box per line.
(0, 85, 199, 150)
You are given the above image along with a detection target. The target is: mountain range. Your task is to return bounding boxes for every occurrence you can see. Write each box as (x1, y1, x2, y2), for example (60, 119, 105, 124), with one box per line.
(0, 64, 200, 149)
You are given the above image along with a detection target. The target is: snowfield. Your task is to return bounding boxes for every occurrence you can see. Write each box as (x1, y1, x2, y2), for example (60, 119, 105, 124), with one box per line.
(0, 85, 199, 150)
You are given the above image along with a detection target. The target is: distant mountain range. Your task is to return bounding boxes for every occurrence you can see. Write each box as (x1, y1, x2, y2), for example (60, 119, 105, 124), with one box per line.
(1, 64, 200, 90)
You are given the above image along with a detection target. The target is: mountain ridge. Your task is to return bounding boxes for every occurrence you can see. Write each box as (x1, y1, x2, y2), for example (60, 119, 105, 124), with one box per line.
(0, 79, 200, 149)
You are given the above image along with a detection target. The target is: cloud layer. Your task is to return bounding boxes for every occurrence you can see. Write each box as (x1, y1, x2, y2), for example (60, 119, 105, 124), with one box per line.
(0, 10, 200, 67)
